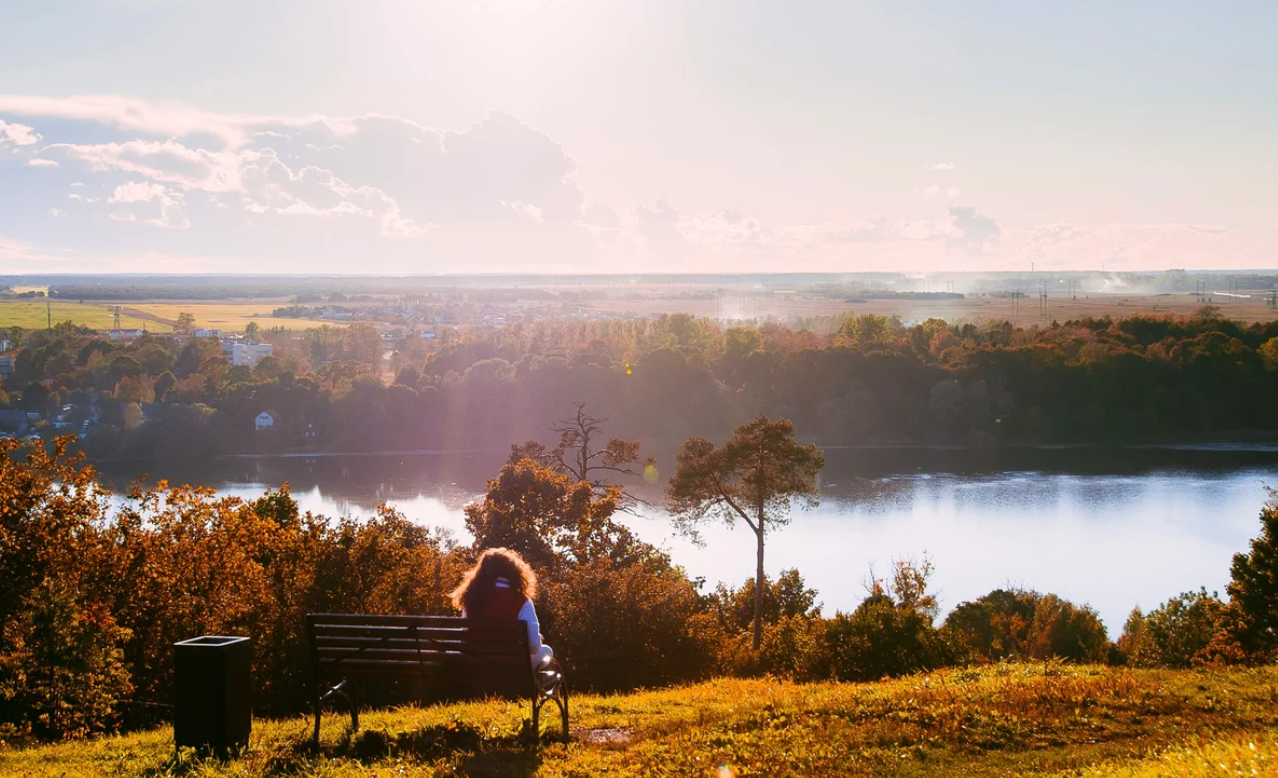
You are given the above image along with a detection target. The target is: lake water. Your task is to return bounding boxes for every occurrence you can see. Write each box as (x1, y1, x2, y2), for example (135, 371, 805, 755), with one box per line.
(95, 446, 1278, 635)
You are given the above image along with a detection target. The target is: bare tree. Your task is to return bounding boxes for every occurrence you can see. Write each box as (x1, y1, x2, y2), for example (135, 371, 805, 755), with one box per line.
(511, 402, 654, 505)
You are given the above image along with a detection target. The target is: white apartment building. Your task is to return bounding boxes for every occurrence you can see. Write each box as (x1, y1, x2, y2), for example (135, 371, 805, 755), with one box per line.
(230, 342, 273, 367)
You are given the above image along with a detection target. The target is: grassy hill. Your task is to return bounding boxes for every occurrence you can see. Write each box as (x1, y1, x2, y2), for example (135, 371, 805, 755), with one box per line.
(3, 664, 1276, 777)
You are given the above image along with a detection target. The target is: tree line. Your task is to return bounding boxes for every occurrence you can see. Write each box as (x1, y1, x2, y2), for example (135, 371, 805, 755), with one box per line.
(4, 308, 1278, 461)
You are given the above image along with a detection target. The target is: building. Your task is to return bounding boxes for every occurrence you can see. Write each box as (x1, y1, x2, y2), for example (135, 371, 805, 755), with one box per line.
(0, 356, 14, 375)
(107, 329, 144, 341)
(255, 410, 278, 431)
(0, 409, 30, 436)
(192, 329, 223, 338)
(231, 342, 273, 367)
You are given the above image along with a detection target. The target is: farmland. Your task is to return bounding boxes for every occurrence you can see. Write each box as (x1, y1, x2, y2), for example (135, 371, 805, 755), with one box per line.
(0, 300, 167, 332)
(0, 300, 337, 333)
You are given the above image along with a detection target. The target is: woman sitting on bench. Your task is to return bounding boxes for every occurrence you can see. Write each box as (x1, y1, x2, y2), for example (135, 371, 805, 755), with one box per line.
(451, 547, 554, 667)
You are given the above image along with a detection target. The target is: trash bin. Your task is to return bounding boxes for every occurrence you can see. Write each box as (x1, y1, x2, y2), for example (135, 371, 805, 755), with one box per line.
(173, 636, 252, 754)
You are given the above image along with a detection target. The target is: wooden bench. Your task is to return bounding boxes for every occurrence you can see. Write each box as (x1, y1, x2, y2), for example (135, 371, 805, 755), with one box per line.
(306, 613, 569, 742)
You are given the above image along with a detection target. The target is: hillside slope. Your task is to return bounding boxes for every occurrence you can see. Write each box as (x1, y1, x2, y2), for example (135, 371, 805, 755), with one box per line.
(2, 664, 1276, 777)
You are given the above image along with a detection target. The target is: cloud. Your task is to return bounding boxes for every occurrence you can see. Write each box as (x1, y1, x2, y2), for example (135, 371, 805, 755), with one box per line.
(0, 119, 41, 146)
(945, 205, 1001, 255)
(109, 181, 167, 204)
(914, 185, 962, 199)
(108, 181, 188, 228)
(49, 208, 66, 217)
(0, 93, 1271, 273)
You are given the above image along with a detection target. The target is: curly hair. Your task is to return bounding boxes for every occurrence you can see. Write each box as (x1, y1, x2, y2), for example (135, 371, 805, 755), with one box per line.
(450, 547, 538, 615)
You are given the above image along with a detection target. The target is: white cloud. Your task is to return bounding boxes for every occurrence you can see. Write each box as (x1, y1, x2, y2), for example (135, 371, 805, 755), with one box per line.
(49, 208, 66, 217)
(68, 193, 99, 203)
(109, 181, 166, 203)
(0, 119, 41, 146)
(70, 181, 84, 187)
(27, 158, 59, 167)
(915, 185, 962, 199)
(927, 162, 955, 170)
(108, 181, 188, 228)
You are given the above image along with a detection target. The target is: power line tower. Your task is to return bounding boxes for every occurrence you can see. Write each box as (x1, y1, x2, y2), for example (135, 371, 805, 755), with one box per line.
(113, 306, 122, 330)
(46, 300, 52, 330)
(1039, 282, 1049, 322)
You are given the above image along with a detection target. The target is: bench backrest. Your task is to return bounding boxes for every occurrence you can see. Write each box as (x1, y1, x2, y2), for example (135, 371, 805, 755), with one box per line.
(306, 613, 532, 695)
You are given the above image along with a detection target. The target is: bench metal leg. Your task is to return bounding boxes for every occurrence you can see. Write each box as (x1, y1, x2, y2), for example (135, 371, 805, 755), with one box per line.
(313, 686, 322, 743)
(532, 659, 569, 742)
(315, 679, 357, 741)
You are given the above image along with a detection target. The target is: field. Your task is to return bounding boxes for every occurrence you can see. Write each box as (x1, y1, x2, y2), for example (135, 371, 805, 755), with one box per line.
(583, 289, 1278, 325)
(123, 301, 345, 332)
(0, 300, 166, 332)
(0, 300, 338, 333)
(3, 664, 1277, 777)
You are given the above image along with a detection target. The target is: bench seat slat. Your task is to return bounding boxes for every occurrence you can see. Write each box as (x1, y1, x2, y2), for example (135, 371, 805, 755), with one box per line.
(314, 636, 526, 653)
(307, 620, 518, 633)
(315, 655, 529, 672)
(316, 646, 529, 665)
(308, 614, 521, 629)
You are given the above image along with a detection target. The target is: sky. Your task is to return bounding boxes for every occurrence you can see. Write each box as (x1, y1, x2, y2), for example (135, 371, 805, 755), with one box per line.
(1, 0, 1276, 275)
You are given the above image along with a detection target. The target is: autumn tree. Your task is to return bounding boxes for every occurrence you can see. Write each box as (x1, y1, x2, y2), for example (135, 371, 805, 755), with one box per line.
(174, 312, 196, 334)
(464, 457, 652, 571)
(667, 416, 824, 650)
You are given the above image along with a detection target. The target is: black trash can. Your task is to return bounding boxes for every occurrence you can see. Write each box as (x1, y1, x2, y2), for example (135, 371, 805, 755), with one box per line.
(173, 636, 251, 754)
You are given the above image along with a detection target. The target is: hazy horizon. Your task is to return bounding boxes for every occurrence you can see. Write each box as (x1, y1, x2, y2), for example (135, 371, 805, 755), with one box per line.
(3, 1, 1276, 275)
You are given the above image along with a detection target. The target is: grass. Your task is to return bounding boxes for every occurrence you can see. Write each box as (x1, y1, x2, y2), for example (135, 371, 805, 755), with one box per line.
(3, 664, 1277, 777)
(0, 300, 165, 332)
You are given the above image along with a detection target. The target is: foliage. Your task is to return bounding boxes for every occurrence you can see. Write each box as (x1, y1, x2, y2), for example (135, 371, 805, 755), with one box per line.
(7, 310, 1278, 459)
(540, 557, 716, 693)
(820, 558, 950, 681)
(1205, 494, 1278, 663)
(0, 579, 132, 740)
(668, 416, 824, 649)
(945, 587, 1109, 664)
(1119, 588, 1223, 668)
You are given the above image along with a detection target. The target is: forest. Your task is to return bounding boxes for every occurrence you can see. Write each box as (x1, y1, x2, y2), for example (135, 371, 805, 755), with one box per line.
(3, 308, 1278, 462)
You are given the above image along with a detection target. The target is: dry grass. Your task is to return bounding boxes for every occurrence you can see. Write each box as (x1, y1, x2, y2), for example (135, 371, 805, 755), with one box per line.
(2, 664, 1276, 777)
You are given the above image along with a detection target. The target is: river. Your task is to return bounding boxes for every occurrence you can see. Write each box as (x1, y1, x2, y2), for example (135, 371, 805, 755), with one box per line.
(92, 445, 1278, 635)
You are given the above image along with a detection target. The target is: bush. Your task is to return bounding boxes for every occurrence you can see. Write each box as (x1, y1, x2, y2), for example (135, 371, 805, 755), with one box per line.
(1120, 589, 1223, 668)
(944, 588, 1108, 664)
(541, 557, 716, 692)
(1027, 594, 1109, 663)
(0, 579, 132, 740)
(819, 558, 950, 681)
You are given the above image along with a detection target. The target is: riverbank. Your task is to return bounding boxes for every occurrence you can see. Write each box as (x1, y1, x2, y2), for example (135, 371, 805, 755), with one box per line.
(4, 664, 1276, 777)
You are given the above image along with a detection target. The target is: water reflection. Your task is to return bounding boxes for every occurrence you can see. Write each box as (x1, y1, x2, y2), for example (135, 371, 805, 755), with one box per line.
(91, 447, 1278, 634)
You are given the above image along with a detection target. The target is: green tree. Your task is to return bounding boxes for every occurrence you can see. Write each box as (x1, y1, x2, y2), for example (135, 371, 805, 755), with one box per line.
(245, 321, 260, 340)
(668, 416, 824, 650)
(174, 312, 196, 334)
(1211, 493, 1278, 662)
(1121, 589, 1222, 668)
